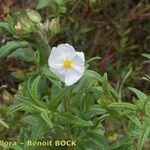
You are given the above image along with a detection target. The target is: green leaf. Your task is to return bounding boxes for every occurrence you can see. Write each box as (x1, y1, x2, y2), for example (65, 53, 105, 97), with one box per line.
(72, 76, 89, 94)
(30, 75, 46, 100)
(29, 103, 46, 112)
(42, 67, 58, 80)
(127, 114, 142, 128)
(84, 105, 107, 116)
(118, 65, 132, 99)
(13, 145, 23, 150)
(128, 87, 148, 101)
(33, 42, 48, 65)
(48, 87, 68, 112)
(0, 41, 29, 59)
(108, 102, 138, 110)
(142, 53, 150, 59)
(111, 135, 132, 150)
(84, 71, 119, 99)
(101, 73, 119, 101)
(22, 115, 50, 140)
(7, 104, 27, 115)
(142, 74, 150, 82)
(84, 70, 103, 82)
(37, 0, 55, 9)
(8, 47, 34, 62)
(102, 73, 110, 95)
(41, 67, 61, 89)
(0, 118, 9, 129)
(86, 57, 101, 64)
(30, 117, 50, 139)
(18, 128, 30, 149)
(37, 0, 67, 14)
(86, 130, 109, 150)
(40, 109, 53, 128)
(56, 112, 93, 127)
(27, 10, 41, 23)
(0, 22, 12, 33)
(138, 119, 150, 150)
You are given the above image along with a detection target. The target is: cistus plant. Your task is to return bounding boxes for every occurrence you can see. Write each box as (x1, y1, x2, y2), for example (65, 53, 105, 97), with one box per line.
(0, 10, 150, 150)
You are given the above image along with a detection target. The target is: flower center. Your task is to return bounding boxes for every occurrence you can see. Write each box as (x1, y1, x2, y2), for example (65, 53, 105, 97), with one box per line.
(63, 59, 72, 69)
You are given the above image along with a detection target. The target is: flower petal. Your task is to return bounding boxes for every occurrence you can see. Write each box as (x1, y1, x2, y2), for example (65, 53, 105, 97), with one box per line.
(57, 43, 76, 59)
(57, 43, 75, 52)
(48, 47, 65, 66)
(76, 52, 85, 62)
(50, 64, 66, 81)
(64, 68, 84, 86)
(72, 51, 85, 73)
(72, 52, 85, 66)
(73, 64, 85, 74)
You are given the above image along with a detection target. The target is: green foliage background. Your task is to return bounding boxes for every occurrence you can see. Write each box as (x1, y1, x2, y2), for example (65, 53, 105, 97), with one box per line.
(0, 0, 150, 150)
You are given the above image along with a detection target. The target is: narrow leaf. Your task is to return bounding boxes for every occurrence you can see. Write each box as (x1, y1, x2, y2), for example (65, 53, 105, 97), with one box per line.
(0, 41, 29, 59)
(0, 118, 9, 129)
(8, 47, 34, 62)
(40, 109, 53, 128)
(138, 121, 150, 150)
(129, 87, 148, 101)
(142, 53, 150, 59)
(108, 102, 138, 110)
(56, 112, 93, 127)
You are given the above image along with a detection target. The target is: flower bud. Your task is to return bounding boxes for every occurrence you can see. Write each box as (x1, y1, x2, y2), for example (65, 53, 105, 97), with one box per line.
(14, 21, 28, 36)
(14, 21, 22, 33)
(39, 23, 45, 30)
(26, 9, 41, 23)
(39, 20, 49, 31)
(49, 18, 60, 34)
(14, 15, 35, 36)
(19, 15, 35, 32)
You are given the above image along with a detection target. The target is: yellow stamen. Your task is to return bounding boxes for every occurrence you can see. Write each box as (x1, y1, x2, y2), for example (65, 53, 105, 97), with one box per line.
(63, 59, 72, 69)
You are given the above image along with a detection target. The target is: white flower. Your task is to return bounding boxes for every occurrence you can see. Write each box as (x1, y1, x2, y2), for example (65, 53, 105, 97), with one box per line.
(48, 43, 85, 86)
